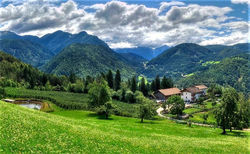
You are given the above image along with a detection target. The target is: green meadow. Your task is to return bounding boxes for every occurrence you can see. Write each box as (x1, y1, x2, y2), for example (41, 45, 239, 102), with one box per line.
(0, 101, 249, 153)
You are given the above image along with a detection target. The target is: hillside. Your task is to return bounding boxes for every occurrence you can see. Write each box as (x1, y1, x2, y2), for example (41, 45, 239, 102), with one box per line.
(1, 101, 248, 153)
(0, 51, 43, 83)
(143, 43, 249, 79)
(119, 52, 147, 71)
(178, 56, 250, 94)
(115, 45, 169, 60)
(42, 44, 136, 78)
(0, 39, 53, 67)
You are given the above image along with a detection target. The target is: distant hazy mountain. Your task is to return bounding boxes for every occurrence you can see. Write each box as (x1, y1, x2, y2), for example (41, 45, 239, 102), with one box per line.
(142, 43, 250, 79)
(0, 31, 40, 42)
(0, 39, 54, 67)
(115, 45, 169, 60)
(42, 44, 136, 78)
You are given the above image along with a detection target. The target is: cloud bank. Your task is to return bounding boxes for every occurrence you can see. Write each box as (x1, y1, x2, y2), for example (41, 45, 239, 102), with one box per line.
(0, 0, 248, 48)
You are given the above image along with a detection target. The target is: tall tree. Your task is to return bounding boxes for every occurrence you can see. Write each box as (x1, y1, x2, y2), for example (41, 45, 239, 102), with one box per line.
(155, 75, 161, 90)
(69, 71, 76, 83)
(139, 98, 156, 123)
(88, 79, 111, 108)
(139, 77, 148, 96)
(161, 76, 168, 89)
(215, 87, 239, 134)
(114, 70, 121, 91)
(106, 70, 113, 89)
(151, 80, 156, 92)
(131, 76, 137, 93)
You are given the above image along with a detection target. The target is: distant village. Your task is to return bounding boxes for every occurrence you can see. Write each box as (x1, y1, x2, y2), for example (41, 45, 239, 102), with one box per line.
(153, 85, 208, 104)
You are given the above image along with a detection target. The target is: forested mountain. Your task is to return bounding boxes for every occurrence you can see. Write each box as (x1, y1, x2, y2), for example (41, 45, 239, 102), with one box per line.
(42, 44, 136, 78)
(115, 45, 169, 60)
(0, 50, 43, 86)
(178, 55, 250, 94)
(119, 52, 147, 71)
(142, 43, 249, 79)
(39, 30, 108, 55)
(0, 39, 54, 67)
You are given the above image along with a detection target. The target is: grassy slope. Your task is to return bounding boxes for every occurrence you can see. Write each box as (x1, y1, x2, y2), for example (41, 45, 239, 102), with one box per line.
(0, 101, 249, 153)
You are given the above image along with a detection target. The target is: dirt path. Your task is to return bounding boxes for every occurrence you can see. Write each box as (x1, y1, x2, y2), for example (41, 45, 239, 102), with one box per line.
(157, 107, 214, 127)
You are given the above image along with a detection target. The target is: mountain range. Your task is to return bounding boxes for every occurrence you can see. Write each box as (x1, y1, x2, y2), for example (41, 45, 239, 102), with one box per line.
(142, 43, 249, 79)
(115, 45, 169, 60)
(0, 30, 249, 82)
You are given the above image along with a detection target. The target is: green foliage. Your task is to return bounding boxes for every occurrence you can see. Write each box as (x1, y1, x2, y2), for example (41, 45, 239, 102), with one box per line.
(97, 101, 116, 119)
(139, 77, 148, 96)
(161, 76, 173, 89)
(215, 87, 239, 134)
(0, 87, 6, 99)
(88, 79, 111, 109)
(139, 98, 156, 123)
(114, 70, 121, 91)
(106, 70, 114, 89)
(155, 75, 161, 91)
(167, 95, 185, 116)
(125, 90, 135, 103)
(131, 76, 137, 93)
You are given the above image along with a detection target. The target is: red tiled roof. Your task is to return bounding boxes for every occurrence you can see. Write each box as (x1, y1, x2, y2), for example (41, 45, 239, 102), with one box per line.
(195, 85, 208, 90)
(159, 88, 181, 96)
(182, 87, 201, 94)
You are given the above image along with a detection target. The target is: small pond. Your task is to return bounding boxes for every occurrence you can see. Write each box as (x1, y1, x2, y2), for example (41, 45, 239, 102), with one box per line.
(20, 103, 42, 110)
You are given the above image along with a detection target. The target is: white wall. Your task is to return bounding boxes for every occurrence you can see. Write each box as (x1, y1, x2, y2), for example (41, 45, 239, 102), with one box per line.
(181, 92, 192, 103)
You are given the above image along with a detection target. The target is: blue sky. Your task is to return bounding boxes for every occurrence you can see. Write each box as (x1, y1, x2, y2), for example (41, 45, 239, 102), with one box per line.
(0, 0, 249, 48)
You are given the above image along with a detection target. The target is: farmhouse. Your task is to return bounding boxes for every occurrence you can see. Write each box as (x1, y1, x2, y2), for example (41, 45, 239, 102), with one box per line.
(181, 85, 207, 103)
(154, 88, 181, 102)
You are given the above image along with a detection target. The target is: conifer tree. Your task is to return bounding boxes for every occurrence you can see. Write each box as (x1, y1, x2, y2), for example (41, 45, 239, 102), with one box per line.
(114, 70, 121, 91)
(155, 75, 161, 90)
(131, 76, 137, 93)
(140, 77, 148, 96)
(106, 70, 113, 89)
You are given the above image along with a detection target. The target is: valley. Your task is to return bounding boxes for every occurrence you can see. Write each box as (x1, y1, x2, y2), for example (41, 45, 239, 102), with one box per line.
(0, 0, 249, 153)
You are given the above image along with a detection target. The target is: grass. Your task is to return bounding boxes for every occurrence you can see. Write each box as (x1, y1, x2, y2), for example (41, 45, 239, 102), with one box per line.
(0, 101, 249, 153)
(189, 110, 217, 124)
(183, 107, 202, 114)
(5, 87, 140, 117)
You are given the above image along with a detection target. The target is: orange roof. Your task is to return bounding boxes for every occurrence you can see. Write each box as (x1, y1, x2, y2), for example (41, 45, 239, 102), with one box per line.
(195, 85, 207, 90)
(182, 87, 201, 94)
(159, 88, 181, 96)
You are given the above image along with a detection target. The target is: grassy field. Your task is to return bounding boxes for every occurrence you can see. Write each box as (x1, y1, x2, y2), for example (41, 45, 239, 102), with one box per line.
(5, 87, 140, 117)
(0, 101, 249, 153)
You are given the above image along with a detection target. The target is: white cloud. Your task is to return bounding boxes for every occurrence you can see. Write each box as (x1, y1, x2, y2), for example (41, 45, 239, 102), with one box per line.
(231, 0, 250, 5)
(159, 1, 185, 12)
(0, 0, 248, 47)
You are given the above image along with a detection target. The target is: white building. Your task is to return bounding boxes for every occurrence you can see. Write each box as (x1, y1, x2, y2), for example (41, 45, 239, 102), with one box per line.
(181, 85, 207, 103)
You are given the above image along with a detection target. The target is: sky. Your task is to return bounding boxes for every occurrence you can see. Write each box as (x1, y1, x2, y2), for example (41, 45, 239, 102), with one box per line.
(0, 0, 249, 48)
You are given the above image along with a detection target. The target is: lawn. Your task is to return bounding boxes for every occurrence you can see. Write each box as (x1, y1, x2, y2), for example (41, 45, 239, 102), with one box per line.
(189, 110, 217, 124)
(0, 101, 249, 153)
(4, 87, 140, 117)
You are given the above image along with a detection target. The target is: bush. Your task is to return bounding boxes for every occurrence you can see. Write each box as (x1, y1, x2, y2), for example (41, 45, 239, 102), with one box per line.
(125, 90, 135, 103)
